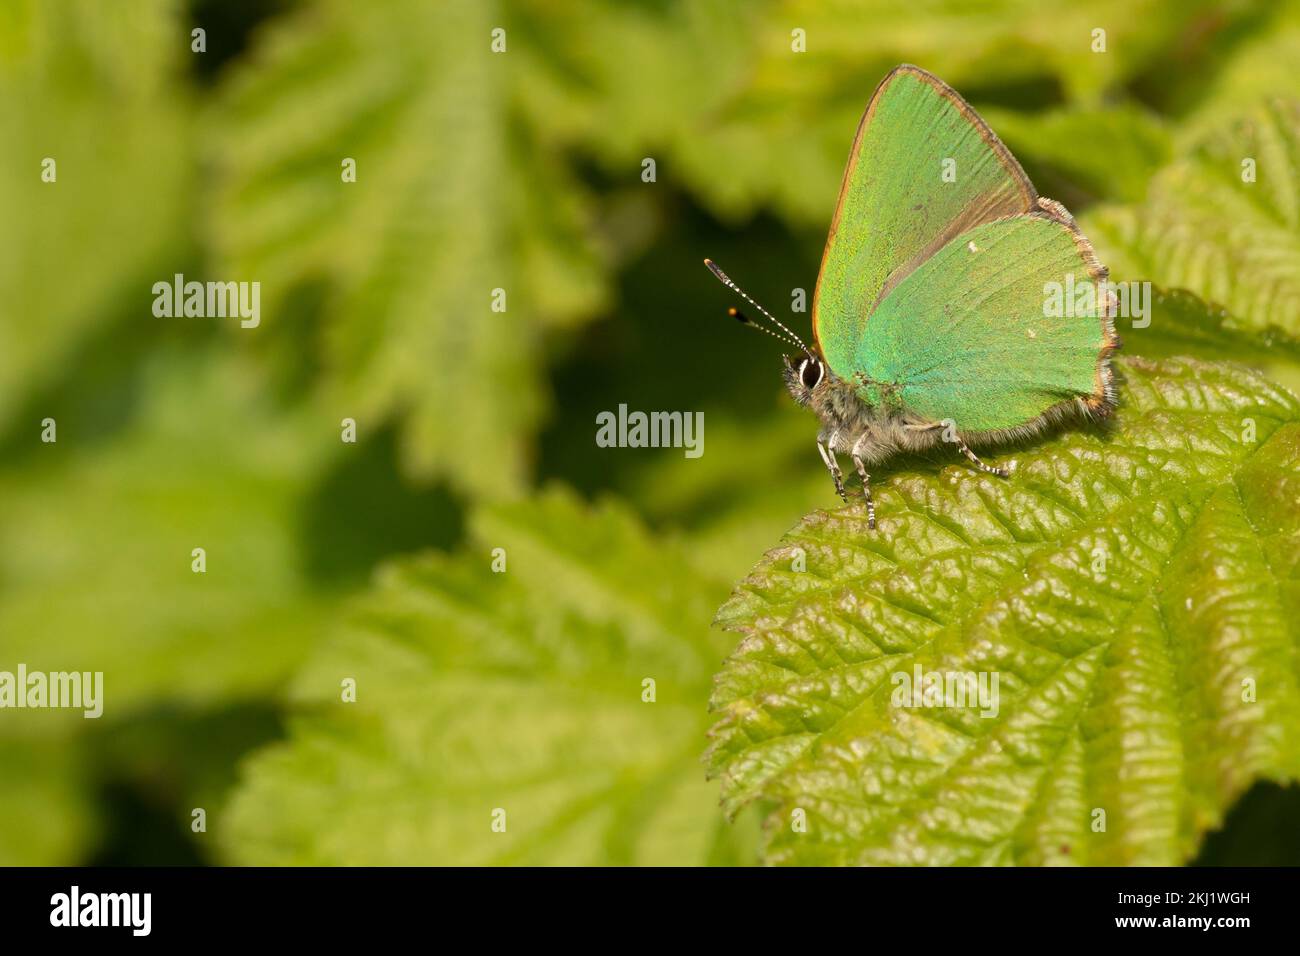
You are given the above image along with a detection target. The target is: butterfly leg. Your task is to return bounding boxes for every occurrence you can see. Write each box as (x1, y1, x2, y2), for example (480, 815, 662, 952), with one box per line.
(851, 454, 876, 530)
(954, 439, 1010, 479)
(817, 439, 848, 502)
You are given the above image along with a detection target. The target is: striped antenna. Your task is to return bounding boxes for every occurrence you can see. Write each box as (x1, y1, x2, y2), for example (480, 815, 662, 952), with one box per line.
(726, 306, 801, 348)
(704, 258, 812, 357)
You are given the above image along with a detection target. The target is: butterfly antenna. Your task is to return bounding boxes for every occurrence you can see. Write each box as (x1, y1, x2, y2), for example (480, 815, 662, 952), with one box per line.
(725, 306, 801, 347)
(703, 258, 812, 357)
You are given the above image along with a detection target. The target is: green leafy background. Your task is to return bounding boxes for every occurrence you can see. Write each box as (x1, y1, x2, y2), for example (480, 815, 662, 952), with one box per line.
(2, 0, 1299, 866)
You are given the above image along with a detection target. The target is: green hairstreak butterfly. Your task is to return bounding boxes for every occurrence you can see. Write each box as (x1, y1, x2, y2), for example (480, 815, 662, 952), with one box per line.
(706, 64, 1119, 529)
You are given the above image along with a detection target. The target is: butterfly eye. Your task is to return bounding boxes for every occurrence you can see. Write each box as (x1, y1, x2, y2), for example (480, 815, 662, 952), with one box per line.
(800, 358, 823, 390)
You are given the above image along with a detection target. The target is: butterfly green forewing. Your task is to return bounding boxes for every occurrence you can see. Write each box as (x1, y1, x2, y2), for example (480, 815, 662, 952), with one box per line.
(812, 65, 1116, 433)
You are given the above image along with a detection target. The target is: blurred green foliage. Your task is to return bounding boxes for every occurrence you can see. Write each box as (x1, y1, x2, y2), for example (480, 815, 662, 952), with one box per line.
(1, 0, 1299, 866)
(222, 489, 761, 865)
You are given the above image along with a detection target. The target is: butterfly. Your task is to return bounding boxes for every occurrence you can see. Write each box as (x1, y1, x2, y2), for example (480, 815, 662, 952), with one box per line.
(706, 64, 1119, 530)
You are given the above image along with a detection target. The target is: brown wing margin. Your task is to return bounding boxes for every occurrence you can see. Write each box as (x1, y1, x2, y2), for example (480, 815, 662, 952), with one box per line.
(811, 64, 1039, 350)
(1032, 197, 1122, 417)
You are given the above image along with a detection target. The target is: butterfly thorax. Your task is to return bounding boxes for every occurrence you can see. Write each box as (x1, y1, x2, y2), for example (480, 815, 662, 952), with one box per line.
(784, 355, 938, 465)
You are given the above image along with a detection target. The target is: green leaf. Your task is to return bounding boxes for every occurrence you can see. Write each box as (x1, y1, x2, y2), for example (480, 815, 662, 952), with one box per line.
(649, 0, 1242, 224)
(707, 356, 1300, 865)
(979, 104, 1172, 206)
(765, 0, 1195, 101)
(510, 1, 1237, 228)
(1175, 3, 1300, 145)
(0, 0, 191, 429)
(0, 739, 96, 865)
(0, 346, 338, 716)
(1083, 99, 1300, 340)
(206, 0, 609, 496)
(221, 488, 759, 865)
(1121, 286, 1300, 366)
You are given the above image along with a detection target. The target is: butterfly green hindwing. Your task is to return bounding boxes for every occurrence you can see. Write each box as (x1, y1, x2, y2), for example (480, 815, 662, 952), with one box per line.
(860, 214, 1108, 431)
(812, 64, 1116, 433)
